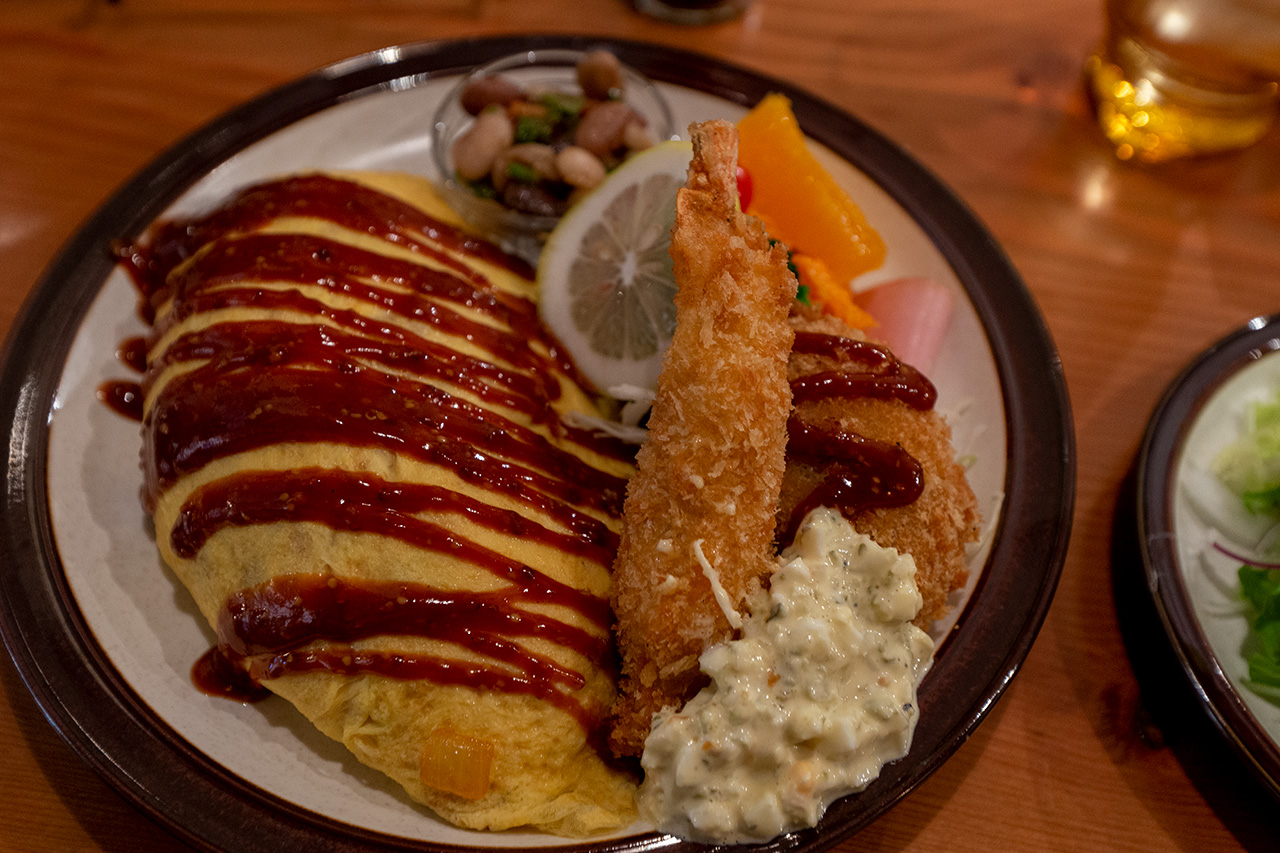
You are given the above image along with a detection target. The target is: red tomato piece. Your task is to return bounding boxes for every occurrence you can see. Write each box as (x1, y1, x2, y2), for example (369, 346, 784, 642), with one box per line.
(735, 165, 753, 209)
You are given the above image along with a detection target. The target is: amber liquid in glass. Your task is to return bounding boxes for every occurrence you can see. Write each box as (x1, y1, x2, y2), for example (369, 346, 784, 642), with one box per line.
(1087, 0, 1280, 162)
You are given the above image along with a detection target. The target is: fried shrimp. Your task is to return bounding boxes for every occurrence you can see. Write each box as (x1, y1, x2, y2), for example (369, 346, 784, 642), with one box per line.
(607, 120, 798, 757)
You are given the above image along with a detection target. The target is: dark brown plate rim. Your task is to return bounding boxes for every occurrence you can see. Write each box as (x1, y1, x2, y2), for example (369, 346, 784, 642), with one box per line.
(1136, 312, 1280, 800)
(0, 34, 1074, 853)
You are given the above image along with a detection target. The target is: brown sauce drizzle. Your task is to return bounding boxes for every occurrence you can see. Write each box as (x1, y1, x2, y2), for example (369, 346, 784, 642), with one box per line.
(197, 568, 609, 727)
(97, 381, 143, 422)
(783, 418, 924, 540)
(142, 350, 626, 525)
(783, 331, 934, 539)
(190, 558, 615, 727)
(192, 644, 270, 703)
(117, 336, 148, 372)
(172, 467, 618, 581)
(105, 174, 628, 727)
(115, 173, 534, 319)
(95, 337, 149, 421)
(791, 331, 936, 409)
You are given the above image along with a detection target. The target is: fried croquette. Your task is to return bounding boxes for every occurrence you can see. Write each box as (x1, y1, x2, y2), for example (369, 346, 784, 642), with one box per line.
(778, 306, 981, 625)
(607, 121, 798, 757)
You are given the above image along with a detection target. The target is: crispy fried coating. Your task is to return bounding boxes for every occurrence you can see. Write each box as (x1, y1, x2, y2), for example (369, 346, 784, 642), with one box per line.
(607, 121, 798, 757)
(778, 306, 981, 626)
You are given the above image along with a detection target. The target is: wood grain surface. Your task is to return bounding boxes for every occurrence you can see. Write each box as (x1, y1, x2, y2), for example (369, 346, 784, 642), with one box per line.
(3, 1, 1279, 850)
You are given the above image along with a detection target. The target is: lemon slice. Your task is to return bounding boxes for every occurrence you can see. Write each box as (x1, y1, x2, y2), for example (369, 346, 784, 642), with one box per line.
(537, 139, 693, 394)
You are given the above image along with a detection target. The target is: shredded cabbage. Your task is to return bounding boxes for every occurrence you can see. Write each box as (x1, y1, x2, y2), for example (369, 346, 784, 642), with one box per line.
(1213, 392, 1280, 515)
(1212, 389, 1280, 700)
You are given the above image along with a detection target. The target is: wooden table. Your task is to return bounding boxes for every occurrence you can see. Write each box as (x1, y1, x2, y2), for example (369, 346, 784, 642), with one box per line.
(3, 1, 1279, 850)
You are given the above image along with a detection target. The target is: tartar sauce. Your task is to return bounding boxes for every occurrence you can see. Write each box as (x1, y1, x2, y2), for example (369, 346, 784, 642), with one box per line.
(637, 507, 935, 844)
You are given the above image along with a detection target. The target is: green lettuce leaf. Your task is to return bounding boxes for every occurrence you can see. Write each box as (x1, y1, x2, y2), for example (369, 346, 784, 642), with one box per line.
(1240, 565, 1280, 697)
(1215, 393, 1280, 516)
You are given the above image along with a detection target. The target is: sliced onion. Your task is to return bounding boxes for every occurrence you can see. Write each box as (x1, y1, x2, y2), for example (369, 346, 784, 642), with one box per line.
(1212, 539, 1280, 569)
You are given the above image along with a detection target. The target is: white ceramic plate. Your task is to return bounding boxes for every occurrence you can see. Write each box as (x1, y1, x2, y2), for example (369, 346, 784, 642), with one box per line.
(0, 36, 1073, 853)
(1139, 315, 1280, 799)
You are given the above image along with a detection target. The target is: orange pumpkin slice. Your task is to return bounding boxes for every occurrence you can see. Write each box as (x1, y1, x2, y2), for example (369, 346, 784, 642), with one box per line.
(737, 94, 886, 283)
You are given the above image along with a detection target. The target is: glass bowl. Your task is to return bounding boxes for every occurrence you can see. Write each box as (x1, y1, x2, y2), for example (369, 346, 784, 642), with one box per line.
(431, 48, 676, 263)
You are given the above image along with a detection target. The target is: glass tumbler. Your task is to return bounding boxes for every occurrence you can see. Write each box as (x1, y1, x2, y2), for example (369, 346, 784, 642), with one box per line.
(1086, 0, 1280, 163)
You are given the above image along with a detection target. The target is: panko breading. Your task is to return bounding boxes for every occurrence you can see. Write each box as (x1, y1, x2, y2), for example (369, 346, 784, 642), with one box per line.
(778, 306, 981, 625)
(607, 121, 798, 757)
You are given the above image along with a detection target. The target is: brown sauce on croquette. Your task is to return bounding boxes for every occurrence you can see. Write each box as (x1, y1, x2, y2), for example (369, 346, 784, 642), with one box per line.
(782, 331, 935, 540)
